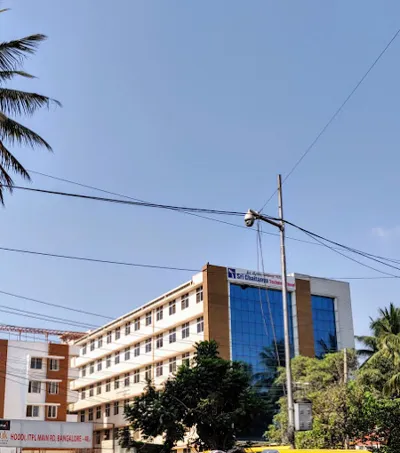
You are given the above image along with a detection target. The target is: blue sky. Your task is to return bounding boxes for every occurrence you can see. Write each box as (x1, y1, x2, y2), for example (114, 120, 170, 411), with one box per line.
(1, 0, 400, 338)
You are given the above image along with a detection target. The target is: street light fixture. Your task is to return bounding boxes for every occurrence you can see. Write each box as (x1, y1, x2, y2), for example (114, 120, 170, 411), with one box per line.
(244, 174, 295, 448)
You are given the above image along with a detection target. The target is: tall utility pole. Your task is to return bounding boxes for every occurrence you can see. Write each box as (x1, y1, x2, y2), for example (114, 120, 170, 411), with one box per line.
(277, 174, 295, 447)
(244, 174, 295, 448)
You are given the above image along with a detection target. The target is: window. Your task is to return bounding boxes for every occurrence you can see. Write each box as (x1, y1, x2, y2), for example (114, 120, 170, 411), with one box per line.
(97, 383, 102, 395)
(169, 300, 176, 316)
(95, 431, 101, 445)
(49, 359, 59, 371)
(145, 312, 152, 326)
(182, 352, 190, 366)
(134, 343, 140, 357)
(106, 379, 111, 392)
(124, 347, 130, 361)
(98, 336, 103, 348)
(106, 355, 112, 368)
(145, 365, 152, 381)
(90, 339, 95, 351)
(105, 403, 110, 417)
(156, 362, 163, 377)
(80, 410, 85, 422)
(115, 352, 120, 365)
(124, 373, 130, 387)
(169, 357, 177, 373)
(89, 385, 94, 397)
(145, 338, 152, 353)
(48, 382, 59, 395)
(28, 381, 41, 394)
(88, 407, 94, 421)
(182, 322, 190, 339)
(47, 406, 57, 419)
(114, 401, 119, 415)
(181, 294, 189, 310)
(89, 362, 94, 374)
(156, 306, 163, 321)
(125, 322, 131, 336)
(30, 358, 42, 370)
(133, 370, 140, 384)
(196, 286, 203, 303)
(134, 318, 140, 331)
(114, 377, 120, 390)
(124, 399, 130, 412)
(115, 327, 121, 340)
(96, 406, 102, 419)
(81, 388, 86, 400)
(26, 405, 39, 417)
(81, 366, 86, 377)
(81, 344, 87, 355)
(107, 331, 112, 344)
(97, 359, 102, 372)
(169, 328, 176, 344)
(312, 295, 338, 358)
(197, 317, 204, 333)
(104, 429, 110, 440)
(156, 334, 163, 349)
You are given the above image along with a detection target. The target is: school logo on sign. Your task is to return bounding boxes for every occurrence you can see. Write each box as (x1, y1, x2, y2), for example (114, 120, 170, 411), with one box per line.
(227, 268, 237, 279)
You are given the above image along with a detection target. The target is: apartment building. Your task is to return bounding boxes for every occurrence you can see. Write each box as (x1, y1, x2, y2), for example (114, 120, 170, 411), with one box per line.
(71, 263, 355, 451)
(0, 326, 82, 422)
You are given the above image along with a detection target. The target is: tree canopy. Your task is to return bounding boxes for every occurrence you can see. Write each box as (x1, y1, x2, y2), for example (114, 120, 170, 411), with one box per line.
(122, 341, 267, 453)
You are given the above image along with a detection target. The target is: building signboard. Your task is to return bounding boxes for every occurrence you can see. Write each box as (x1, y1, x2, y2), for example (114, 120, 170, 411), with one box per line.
(227, 267, 296, 291)
(0, 420, 92, 449)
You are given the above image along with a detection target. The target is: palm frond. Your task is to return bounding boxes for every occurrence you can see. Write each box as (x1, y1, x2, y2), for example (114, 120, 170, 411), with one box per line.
(0, 88, 61, 116)
(0, 34, 47, 71)
(0, 140, 30, 180)
(0, 162, 14, 204)
(0, 112, 52, 150)
(383, 372, 400, 396)
(0, 70, 35, 81)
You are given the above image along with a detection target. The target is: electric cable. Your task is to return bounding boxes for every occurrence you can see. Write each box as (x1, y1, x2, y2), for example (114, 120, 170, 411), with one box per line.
(260, 25, 400, 211)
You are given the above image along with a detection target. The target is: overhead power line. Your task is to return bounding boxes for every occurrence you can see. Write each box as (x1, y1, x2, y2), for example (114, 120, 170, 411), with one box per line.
(0, 288, 114, 320)
(260, 26, 400, 211)
(7, 185, 248, 218)
(285, 220, 400, 279)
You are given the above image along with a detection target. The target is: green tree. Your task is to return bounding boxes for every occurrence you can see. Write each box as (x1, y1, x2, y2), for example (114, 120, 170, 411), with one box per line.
(356, 303, 400, 359)
(123, 341, 267, 453)
(0, 8, 60, 203)
(265, 351, 359, 447)
(357, 303, 400, 396)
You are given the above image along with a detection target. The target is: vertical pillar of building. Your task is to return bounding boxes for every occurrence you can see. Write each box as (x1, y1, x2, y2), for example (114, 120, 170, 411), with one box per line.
(295, 278, 315, 357)
(202, 264, 230, 360)
(45, 343, 69, 421)
(0, 339, 8, 418)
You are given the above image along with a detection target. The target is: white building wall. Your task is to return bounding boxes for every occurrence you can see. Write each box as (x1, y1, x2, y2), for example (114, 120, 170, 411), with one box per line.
(71, 278, 205, 429)
(4, 341, 48, 420)
(309, 277, 355, 349)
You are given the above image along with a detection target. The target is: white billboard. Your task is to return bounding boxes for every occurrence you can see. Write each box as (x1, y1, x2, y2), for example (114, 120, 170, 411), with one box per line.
(0, 420, 93, 449)
(227, 267, 296, 291)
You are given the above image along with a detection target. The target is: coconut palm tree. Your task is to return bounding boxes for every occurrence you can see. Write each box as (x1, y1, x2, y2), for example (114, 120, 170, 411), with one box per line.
(357, 303, 400, 396)
(356, 303, 400, 359)
(0, 11, 60, 203)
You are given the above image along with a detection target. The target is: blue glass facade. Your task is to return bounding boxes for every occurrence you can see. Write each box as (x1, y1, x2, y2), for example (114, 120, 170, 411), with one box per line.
(311, 295, 337, 358)
(229, 283, 294, 376)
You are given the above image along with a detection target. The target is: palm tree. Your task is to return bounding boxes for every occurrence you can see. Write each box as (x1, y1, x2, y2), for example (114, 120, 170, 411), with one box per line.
(356, 303, 400, 359)
(0, 10, 60, 203)
(357, 303, 400, 396)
